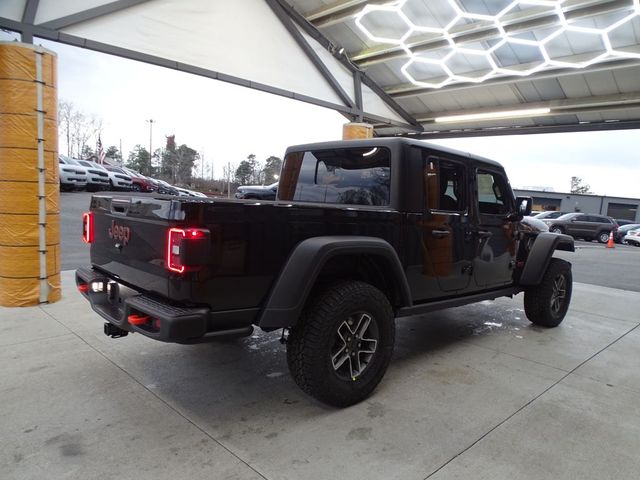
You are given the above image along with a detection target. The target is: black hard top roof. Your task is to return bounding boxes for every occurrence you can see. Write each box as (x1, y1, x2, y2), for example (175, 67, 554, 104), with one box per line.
(285, 137, 503, 169)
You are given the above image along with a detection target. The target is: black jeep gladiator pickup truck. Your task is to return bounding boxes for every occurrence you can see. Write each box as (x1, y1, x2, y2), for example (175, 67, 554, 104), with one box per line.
(76, 138, 574, 406)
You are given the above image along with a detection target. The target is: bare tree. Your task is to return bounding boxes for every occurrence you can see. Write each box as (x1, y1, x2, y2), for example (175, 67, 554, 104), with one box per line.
(58, 100, 103, 158)
(570, 176, 592, 194)
(58, 100, 73, 157)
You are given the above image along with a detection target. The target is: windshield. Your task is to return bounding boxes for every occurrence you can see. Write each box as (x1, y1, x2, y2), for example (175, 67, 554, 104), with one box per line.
(555, 213, 578, 221)
(78, 160, 103, 169)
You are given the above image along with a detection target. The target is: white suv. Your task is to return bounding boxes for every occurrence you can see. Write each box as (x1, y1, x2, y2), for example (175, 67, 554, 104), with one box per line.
(104, 166, 133, 191)
(59, 156, 87, 191)
(76, 159, 110, 192)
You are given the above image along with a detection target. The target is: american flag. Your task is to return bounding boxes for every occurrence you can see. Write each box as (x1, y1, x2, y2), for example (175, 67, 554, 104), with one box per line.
(97, 135, 106, 164)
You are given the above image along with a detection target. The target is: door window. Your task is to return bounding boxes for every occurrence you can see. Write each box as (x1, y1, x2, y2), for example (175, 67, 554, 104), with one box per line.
(424, 157, 466, 213)
(477, 170, 510, 215)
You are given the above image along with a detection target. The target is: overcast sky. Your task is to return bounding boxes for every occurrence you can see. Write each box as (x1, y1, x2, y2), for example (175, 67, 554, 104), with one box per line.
(2, 30, 638, 197)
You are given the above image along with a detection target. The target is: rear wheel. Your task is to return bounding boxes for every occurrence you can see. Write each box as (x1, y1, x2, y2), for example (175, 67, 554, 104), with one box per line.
(524, 258, 572, 327)
(598, 231, 610, 244)
(286, 280, 394, 407)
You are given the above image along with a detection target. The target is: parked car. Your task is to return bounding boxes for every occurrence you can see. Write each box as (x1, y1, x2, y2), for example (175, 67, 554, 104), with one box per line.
(615, 219, 635, 227)
(545, 213, 618, 243)
(58, 156, 87, 191)
(154, 179, 179, 195)
(75, 159, 110, 192)
(104, 166, 133, 191)
(77, 137, 575, 407)
(623, 228, 640, 246)
(533, 211, 567, 220)
(614, 223, 640, 243)
(234, 182, 278, 200)
(121, 167, 156, 192)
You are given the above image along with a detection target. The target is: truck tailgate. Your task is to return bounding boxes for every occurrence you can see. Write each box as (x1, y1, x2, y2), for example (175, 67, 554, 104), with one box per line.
(89, 194, 177, 297)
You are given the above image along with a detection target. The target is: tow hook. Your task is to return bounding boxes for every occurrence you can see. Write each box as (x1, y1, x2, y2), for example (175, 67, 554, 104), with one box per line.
(104, 322, 129, 338)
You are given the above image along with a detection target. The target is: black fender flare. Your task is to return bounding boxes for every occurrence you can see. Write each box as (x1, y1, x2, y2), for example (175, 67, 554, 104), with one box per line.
(258, 236, 412, 329)
(519, 232, 574, 286)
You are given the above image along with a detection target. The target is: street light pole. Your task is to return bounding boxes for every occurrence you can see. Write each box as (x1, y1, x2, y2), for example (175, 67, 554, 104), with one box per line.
(146, 119, 154, 175)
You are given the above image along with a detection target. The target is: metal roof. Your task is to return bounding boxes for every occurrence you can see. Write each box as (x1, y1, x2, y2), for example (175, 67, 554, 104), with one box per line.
(2, 0, 640, 137)
(294, 0, 640, 137)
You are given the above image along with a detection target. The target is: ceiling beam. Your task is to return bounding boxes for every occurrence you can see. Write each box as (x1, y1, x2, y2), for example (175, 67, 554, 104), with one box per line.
(350, 0, 632, 67)
(266, 0, 356, 110)
(387, 58, 640, 99)
(306, 0, 389, 28)
(403, 119, 640, 138)
(20, 0, 39, 42)
(275, 0, 423, 130)
(414, 93, 640, 123)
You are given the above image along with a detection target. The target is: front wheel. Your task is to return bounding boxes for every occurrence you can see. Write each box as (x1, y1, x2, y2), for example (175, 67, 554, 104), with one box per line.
(598, 231, 610, 244)
(524, 258, 572, 327)
(286, 280, 394, 407)
(550, 226, 563, 234)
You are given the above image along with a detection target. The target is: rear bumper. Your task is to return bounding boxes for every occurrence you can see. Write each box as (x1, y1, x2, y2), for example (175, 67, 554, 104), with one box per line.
(76, 267, 255, 343)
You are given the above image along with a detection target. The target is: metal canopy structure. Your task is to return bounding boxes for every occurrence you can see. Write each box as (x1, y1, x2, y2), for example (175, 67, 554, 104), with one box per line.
(2, 0, 640, 138)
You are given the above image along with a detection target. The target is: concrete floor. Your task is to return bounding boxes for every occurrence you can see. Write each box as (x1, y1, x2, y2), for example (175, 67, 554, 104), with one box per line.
(3, 271, 640, 479)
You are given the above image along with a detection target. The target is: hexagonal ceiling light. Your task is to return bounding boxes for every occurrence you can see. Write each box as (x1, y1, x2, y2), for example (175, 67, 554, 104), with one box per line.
(354, 0, 640, 89)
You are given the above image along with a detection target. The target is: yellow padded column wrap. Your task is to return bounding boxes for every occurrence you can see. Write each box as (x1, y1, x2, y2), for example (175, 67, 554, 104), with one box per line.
(342, 122, 374, 140)
(0, 42, 60, 306)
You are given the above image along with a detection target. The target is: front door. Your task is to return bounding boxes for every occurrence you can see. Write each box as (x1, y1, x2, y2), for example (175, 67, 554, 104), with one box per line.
(473, 169, 518, 288)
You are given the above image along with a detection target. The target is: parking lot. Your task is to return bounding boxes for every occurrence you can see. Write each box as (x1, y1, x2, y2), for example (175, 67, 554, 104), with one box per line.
(2, 192, 640, 480)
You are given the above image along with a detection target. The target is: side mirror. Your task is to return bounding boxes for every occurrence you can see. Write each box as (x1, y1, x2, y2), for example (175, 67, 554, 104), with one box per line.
(515, 196, 532, 218)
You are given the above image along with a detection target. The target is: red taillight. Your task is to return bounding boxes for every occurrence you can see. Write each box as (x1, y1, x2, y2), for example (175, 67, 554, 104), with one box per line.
(82, 212, 93, 243)
(166, 227, 209, 273)
(77, 283, 89, 293)
(167, 228, 186, 273)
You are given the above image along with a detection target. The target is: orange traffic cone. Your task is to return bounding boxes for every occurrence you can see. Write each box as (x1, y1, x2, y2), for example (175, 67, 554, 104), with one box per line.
(607, 231, 615, 249)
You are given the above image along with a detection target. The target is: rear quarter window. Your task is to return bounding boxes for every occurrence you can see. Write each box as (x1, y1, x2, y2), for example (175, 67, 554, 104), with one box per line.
(278, 147, 391, 206)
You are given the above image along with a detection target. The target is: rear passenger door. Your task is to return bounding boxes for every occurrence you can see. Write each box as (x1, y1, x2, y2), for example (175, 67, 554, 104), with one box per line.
(413, 154, 475, 296)
(473, 168, 518, 288)
(566, 214, 590, 237)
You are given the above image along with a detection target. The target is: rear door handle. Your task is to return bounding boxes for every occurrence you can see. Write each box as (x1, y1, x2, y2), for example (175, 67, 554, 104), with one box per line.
(431, 230, 450, 238)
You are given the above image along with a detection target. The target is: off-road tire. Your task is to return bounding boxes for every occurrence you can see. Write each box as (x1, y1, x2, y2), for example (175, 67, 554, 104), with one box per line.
(286, 280, 395, 407)
(524, 258, 572, 327)
(598, 231, 610, 244)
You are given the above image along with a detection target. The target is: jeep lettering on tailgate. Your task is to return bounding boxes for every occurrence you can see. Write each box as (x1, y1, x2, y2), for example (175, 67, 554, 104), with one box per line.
(108, 220, 131, 246)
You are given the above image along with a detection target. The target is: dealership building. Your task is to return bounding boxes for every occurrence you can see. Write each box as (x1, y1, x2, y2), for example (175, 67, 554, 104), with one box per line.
(513, 189, 640, 222)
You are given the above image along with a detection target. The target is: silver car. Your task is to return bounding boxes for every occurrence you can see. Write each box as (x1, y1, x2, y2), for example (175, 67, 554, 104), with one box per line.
(623, 229, 640, 247)
(58, 156, 87, 191)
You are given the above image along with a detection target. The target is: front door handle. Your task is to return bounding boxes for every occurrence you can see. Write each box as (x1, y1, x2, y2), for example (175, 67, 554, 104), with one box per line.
(431, 229, 450, 238)
(477, 230, 493, 239)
